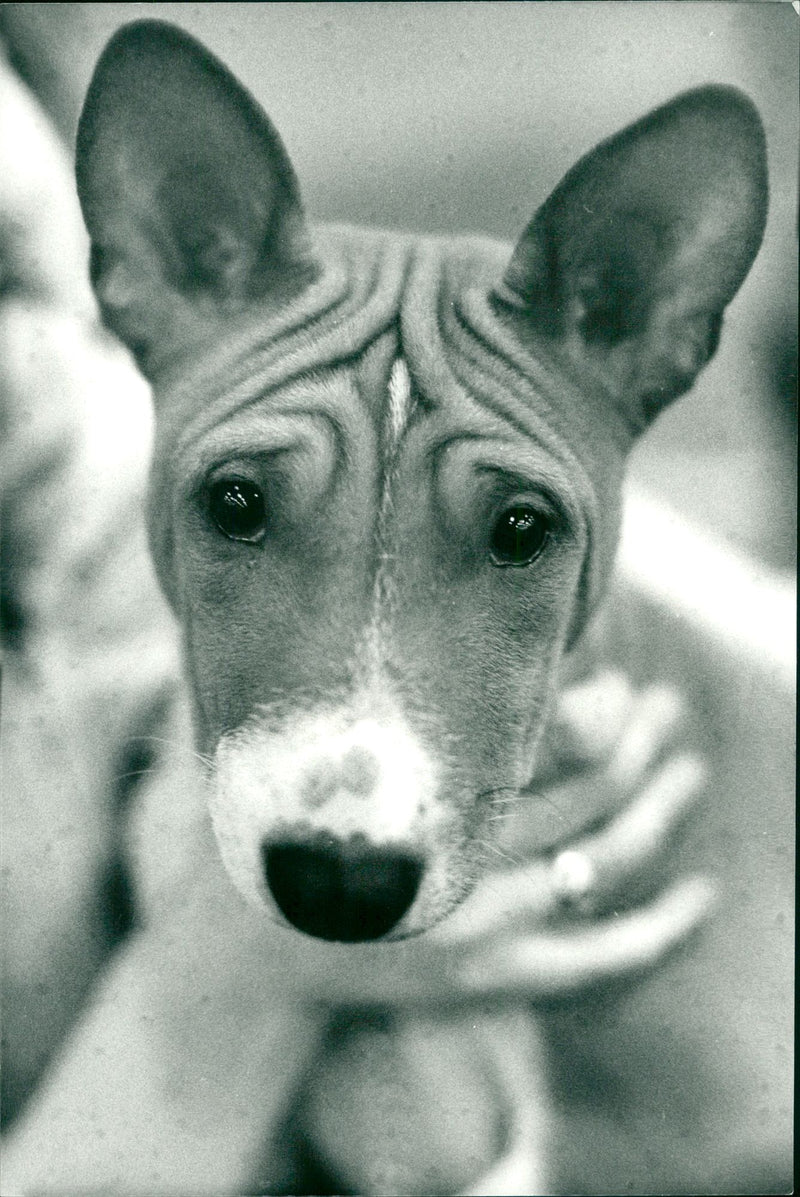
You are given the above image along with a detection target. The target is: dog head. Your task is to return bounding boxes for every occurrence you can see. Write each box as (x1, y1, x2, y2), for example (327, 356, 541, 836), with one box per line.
(76, 21, 766, 940)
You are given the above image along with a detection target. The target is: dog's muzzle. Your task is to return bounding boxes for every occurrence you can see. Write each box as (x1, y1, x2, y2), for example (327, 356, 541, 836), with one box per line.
(262, 835, 423, 941)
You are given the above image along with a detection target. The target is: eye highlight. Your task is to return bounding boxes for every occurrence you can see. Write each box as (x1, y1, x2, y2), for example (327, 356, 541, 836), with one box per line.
(208, 477, 267, 541)
(489, 505, 550, 567)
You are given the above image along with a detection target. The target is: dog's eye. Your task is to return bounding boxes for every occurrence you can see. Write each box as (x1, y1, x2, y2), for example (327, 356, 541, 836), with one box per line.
(208, 478, 267, 541)
(490, 505, 550, 566)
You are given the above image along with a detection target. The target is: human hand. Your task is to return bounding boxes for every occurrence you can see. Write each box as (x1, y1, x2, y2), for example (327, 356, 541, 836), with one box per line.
(438, 670, 714, 999)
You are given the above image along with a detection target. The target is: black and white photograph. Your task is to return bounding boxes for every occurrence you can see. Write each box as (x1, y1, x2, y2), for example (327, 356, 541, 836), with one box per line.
(1, 3, 795, 1194)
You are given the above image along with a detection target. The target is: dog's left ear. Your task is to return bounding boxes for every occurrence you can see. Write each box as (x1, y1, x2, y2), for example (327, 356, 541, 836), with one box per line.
(498, 86, 767, 429)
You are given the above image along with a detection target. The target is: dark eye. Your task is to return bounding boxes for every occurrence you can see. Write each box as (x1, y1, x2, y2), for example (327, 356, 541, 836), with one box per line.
(490, 505, 550, 566)
(208, 478, 267, 541)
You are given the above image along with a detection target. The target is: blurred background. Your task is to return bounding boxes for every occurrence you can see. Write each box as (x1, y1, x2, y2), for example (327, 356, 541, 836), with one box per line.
(2, 0, 797, 569)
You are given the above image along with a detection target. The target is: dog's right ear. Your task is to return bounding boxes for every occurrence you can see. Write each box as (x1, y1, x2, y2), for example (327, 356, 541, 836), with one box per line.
(76, 20, 314, 376)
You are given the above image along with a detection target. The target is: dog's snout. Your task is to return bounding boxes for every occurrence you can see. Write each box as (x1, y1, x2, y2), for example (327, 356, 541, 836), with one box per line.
(262, 837, 423, 941)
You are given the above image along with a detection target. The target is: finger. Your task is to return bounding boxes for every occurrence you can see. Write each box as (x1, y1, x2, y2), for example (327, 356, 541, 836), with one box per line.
(544, 752, 706, 913)
(435, 861, 556, 942)
(584, 752, 707, 884)
(488, 751, 704, 919)
(506, 682, 690, 858)
(607, 684, 686, 788)
(554, 669, 636, 764)
(457, 875, 716, 998)
(532, 671, 635, 789)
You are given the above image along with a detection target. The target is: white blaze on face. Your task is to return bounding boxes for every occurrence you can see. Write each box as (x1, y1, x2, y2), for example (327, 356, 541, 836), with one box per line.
(210, 703, 443, 909)
(387, 356, 413, 450)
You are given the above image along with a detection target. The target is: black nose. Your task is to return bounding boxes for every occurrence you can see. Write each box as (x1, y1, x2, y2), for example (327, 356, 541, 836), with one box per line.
(262, 837, 423, 942)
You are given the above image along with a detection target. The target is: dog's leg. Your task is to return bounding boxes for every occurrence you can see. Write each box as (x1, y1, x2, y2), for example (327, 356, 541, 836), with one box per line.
(316, 1007, 552, 1197)
(296, 1007, 550, 1197)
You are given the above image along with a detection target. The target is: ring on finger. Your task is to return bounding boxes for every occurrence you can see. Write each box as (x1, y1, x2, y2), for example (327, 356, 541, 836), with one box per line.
(552, 848, 596, 910)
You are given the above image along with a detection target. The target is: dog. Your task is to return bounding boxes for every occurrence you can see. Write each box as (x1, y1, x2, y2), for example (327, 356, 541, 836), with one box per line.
(3, 18, 791, 1196)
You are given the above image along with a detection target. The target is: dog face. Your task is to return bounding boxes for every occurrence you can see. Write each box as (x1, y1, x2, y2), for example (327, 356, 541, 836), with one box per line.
(147, 320, 595, 935)
(76, 20, 766, 940)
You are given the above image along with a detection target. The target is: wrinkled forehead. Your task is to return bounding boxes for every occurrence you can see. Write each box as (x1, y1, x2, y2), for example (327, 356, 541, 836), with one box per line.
(151, 225, 631, 600)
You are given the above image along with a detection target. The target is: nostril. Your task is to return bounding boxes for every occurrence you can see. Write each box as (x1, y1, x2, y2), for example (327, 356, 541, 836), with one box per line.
(262, 838, 423, 942)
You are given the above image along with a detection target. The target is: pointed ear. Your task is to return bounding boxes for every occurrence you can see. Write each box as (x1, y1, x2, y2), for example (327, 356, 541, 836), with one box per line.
(76, 20, 315, 376)
(498, 86, 767, 429)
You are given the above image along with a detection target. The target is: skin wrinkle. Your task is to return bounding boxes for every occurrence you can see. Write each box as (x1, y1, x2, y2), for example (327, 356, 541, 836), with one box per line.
(178, 410, 342, 520)
(446, 294, 600, 509)
(157, 229, 408, 457)
(441, 294, 610, 639)
(449, 295, 595, 473)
